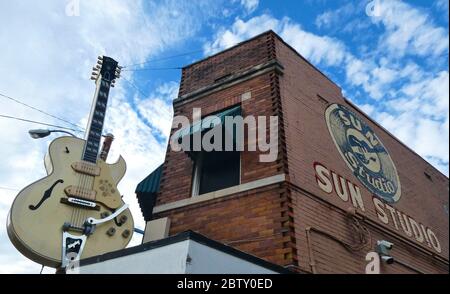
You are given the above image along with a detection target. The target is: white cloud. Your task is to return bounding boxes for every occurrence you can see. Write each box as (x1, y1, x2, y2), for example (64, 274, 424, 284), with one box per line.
(137, 81, 177, 138)
(315, 2, 356, 29)
(0, 0, 219, 273)
(203, 8, 449, 176)
(204, 14, 348, 67)
(374, 0, 449, 58)
(240, 0, 259, 14)
(203, 14, 280, 55)
(281, 22, 347, 66)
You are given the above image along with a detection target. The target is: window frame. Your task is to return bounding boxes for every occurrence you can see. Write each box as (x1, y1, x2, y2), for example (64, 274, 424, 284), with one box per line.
(191, 151, 241, 197)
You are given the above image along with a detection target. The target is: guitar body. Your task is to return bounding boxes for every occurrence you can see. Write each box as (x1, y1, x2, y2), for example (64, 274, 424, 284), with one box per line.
(7, 136, 134, 268)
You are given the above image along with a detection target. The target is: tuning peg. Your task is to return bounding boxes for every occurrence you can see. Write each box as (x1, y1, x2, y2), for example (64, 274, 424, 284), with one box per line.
(98, 55, 103, 60)
(90, 75, 97, 80)
(97, 59, 103, 65)
(95, 64, 101, 69)
(92, 67, 99, 72)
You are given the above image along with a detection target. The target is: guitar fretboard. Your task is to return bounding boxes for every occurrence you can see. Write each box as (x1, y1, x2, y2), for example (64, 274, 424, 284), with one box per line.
(82, 79, 111, 163)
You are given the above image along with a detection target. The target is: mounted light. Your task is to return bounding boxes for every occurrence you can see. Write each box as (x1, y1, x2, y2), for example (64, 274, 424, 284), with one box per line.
(28, 129, 51, 139)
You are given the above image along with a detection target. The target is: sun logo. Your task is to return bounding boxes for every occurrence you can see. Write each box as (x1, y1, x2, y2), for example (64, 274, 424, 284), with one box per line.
(325, 104, 401, 203)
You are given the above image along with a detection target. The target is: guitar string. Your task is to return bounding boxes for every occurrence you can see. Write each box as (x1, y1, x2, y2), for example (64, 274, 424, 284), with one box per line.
(76, 79, 107, 229)
(73, 156, 84, 226)
(80, 172, 90, 228)
(78, 170, 86, 227)
(76, 168, 84, 227)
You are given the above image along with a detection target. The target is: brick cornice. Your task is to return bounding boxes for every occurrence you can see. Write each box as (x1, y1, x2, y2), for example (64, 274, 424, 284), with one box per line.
(173, 59, 284, 107)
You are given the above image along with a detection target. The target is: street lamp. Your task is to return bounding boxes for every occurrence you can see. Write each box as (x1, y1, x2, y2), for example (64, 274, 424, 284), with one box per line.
(28, 129, 78, 139)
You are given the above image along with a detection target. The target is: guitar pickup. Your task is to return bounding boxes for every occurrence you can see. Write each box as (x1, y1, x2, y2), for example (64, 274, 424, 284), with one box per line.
(64, 185, 97, 200)
(61, 197, 100, 211)
(71, 161, 101, 176)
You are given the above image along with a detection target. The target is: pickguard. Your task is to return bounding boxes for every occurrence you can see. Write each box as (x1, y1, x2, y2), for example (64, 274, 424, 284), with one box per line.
(29, 179, 64, 210)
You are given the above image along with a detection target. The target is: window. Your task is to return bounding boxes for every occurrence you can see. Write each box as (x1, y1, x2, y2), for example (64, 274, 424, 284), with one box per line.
(192, 150, 240, 196)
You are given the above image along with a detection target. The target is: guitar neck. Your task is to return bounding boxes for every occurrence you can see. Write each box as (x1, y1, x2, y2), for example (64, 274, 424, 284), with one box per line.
(82, 56, 120, 163)
(82, 78, 112, 163)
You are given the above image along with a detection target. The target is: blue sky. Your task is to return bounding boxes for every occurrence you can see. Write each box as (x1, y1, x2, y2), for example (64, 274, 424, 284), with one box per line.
(127, 0, 449, 173)
(0, 0, 448, 273)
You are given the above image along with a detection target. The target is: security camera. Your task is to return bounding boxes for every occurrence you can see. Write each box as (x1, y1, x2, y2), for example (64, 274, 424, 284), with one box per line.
(377, 240, 393, 250)
(381, 255, 394, 264)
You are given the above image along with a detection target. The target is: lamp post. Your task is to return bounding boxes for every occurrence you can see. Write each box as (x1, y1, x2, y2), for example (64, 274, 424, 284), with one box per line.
(28, 129, 78, 139)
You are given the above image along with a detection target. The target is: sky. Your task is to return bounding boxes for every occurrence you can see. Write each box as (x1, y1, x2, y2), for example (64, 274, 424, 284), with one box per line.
(0, 0, 448, 273)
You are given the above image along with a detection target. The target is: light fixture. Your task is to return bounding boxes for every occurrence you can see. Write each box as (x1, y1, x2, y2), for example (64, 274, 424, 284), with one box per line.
(28, 129, 77, 139)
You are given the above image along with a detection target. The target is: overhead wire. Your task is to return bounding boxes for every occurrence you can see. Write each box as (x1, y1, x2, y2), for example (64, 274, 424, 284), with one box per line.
(0, 186, 19, 191)
(0, 92, 84, 130)
(122, 66, 182, 72)
(122, 49, 203, 68)
(0, 114, 84, 133)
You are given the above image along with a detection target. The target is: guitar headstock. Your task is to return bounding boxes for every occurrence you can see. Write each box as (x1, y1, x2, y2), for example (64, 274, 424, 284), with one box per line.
(90, 55, 122, 87)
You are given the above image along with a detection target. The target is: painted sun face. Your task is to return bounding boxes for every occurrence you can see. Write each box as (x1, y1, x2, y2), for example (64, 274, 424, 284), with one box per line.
(325, 104, 401, 203)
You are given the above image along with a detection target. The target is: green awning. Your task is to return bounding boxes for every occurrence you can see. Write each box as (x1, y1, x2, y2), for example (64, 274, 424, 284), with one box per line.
(136, 164, 163, 221)
(135, 164, 163, 194)
(174, 105, 241, 144)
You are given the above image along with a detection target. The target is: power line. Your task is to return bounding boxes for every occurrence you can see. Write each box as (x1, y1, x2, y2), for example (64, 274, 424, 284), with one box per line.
(0, 186, 19, 191)
(122, 66, 182, 72)
(0, 92, 84, 131)
(0, 114, 84, 133)
(123, 49, 203, 68)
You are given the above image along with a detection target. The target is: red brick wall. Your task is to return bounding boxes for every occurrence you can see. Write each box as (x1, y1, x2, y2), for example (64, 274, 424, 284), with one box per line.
(275, 35, 449, 273)
(156, 184, 291, 266)
(151, 31, 448, 273)
(157, 71, 283, 206)
(179, 33, 275, 97)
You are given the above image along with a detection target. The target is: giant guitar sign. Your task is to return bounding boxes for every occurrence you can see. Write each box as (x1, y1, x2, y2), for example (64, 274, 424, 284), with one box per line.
(325, 104, 401, 203)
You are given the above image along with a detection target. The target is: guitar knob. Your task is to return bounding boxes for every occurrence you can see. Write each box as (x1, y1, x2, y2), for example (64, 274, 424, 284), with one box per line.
(122, 229, 130, 238)
(106, 227, 116, 236)
(119, 215, 128, 224)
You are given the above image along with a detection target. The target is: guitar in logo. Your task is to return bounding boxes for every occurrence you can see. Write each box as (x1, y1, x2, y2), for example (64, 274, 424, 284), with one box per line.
(325, 103, 401, 203)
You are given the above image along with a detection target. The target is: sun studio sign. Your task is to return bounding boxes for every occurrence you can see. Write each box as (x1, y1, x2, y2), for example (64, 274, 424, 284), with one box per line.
(315, 103, 442, 254)
(325, 103, 401, 203)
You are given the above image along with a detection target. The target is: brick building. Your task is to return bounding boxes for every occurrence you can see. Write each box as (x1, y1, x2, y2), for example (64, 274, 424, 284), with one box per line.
(136, 31, 449, 274)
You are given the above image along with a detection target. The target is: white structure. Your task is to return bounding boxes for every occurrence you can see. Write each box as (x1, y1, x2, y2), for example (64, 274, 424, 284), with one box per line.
(77, 231, 290, 274)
